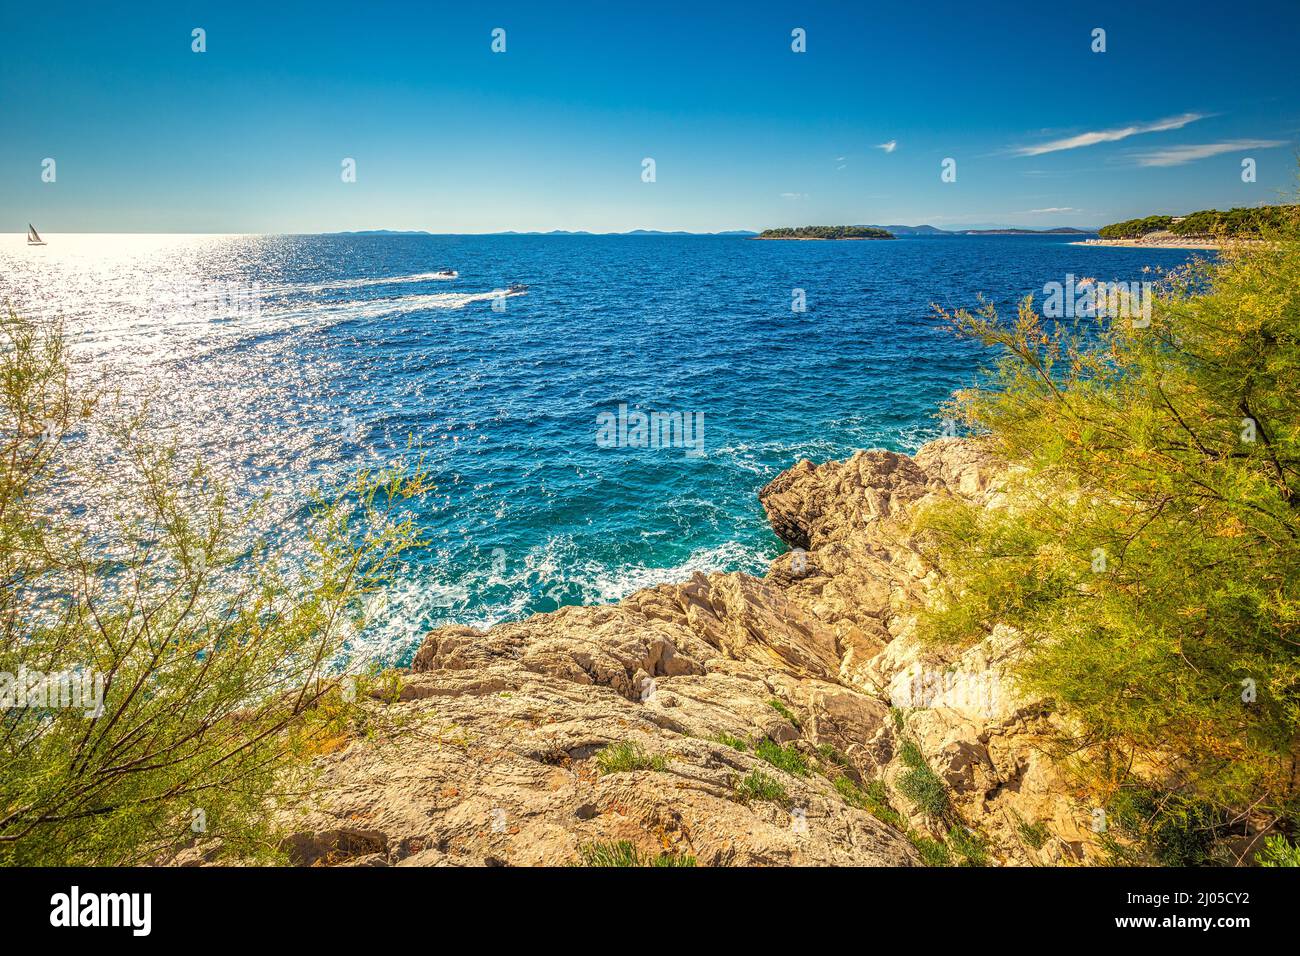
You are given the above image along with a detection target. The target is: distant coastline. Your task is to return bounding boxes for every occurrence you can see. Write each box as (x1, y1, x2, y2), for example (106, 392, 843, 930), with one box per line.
(330, 229, 761, 237)
(328, 225, 1099, 240)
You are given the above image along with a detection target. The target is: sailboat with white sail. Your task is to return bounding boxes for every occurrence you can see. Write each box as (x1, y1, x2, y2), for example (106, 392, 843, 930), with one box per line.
(27, 224, 46, 246)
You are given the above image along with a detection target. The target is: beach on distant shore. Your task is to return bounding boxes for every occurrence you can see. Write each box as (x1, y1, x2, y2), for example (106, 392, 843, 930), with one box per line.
(1073, 235, 1252, 250)
(1074, 230, 1274, 250)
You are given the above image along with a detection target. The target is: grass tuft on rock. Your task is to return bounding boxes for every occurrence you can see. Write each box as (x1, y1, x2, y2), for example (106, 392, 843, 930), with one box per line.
(755, 738, 810, 777)
(895, 741, 950, 818)
(767, 698, 801, 727)
(595, 741, 667, 775)
(1014, 813, 1050, 851)
(946, 825, 989, 866)
(816, 743, 850, 769)
(576, 840, 696, 867)
(734, 769, 789, 806)
(909, 834, 952, 866)
(835, 775, 907, 831)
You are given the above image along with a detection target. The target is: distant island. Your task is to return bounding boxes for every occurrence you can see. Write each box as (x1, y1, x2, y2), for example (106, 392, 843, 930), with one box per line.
(861, 224, 1094, 236)
(755, 225, 895, 240)
(1082, 204, 1297, 248)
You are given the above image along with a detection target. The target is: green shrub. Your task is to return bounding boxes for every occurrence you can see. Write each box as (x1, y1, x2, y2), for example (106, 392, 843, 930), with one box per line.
(595, 741, 667, 774)
(922, 203, 1300, 855)
(755, 738, 810, 776)
(0, 311, 427, 865)
(1257, 835, 1300, 867)
(1094, 788, 1230, 866)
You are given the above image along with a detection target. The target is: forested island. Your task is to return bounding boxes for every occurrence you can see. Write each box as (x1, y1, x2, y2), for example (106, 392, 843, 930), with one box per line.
(1097, 204, 1297, 239)
(755, 225, 895, 240)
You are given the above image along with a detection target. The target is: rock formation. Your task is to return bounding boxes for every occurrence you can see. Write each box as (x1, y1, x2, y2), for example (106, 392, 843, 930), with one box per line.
(282, 438, 1099, 866)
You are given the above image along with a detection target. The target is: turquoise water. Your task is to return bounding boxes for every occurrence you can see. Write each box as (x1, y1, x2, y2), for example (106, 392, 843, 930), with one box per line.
(1, 233, 1205, 661)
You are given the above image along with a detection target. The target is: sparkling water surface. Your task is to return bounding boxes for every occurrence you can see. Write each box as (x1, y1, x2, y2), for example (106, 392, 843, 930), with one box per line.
(0, 233, 1205, 661)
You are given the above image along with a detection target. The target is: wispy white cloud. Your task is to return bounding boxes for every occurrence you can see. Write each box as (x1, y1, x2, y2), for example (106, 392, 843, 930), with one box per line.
(1132, 139, 1287, 167)
(1028, 207, 1081, 214)
(876, 140, 897, 153)
(779, 192, 808, 200)
(1012, 113, 1206, 157)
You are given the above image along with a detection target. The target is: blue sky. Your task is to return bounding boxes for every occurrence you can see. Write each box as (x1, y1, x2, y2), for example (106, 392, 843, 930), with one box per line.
(2, 0, 1297, 232)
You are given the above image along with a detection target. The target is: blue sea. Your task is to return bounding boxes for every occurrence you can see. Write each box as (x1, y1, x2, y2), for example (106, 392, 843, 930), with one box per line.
(1, 233, 1206, 661)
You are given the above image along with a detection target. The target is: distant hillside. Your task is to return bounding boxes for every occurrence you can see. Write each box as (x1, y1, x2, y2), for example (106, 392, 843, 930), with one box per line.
(962, 227, 1094, 235)
(756, 225, 894, 240)
(329, 229, 760, 237)
(334, 229, 432, 236)
(861, 224, 1094, 236)
(623, 229, 758, 236)
(509, 229, 760, 236)
(1098, 205, 1298, 239)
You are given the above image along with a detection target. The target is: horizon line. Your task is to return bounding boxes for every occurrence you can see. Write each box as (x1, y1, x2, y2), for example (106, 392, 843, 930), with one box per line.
(7, 225, 1106, 236)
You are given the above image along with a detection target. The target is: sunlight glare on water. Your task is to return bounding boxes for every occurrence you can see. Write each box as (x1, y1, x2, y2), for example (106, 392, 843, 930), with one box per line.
(0, 231, 1204, 663)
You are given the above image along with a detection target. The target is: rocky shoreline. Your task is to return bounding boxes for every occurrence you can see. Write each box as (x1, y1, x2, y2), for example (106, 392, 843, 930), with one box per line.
(278, 438, 1098, 867)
